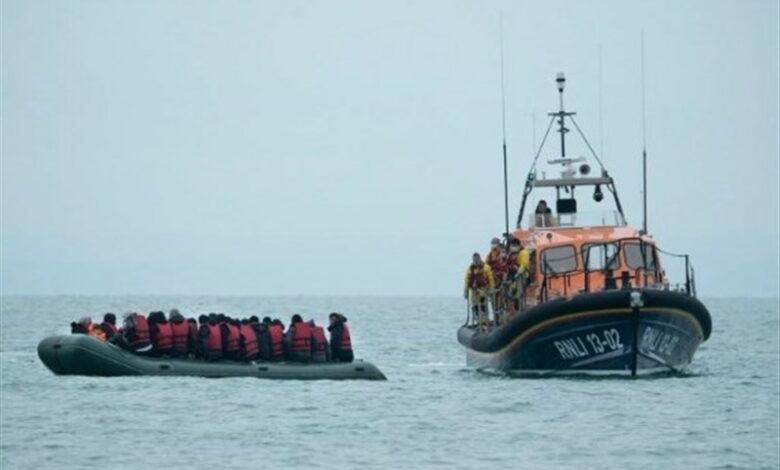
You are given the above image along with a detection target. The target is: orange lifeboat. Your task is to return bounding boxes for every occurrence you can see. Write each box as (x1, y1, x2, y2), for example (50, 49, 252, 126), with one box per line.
(457, 73, 711, 377)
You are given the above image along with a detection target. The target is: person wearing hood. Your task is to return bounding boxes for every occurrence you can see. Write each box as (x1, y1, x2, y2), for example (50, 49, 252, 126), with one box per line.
(199, 313, 222, 361)
(250, 316, 273, 361)
(100, 313, 118, 340)
(148, 311, 173, 357)
(327, 313, 354, 363)
(113, 312, 152, 353)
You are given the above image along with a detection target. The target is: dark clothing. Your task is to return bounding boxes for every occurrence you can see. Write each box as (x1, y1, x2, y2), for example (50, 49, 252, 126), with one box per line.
(284, 322, 312, 363)
(220, 323, 241, 361)
(119, 314, 151, 353)
(100, 322, 118, 340)
(251, 322, 273, 361)
(328, 322, 354, 363)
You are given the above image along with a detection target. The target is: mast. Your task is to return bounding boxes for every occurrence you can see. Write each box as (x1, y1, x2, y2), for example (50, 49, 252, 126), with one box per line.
(551, 73, 575, 159)
(500, 13, 509, 238)
(641, 33, 648, 234)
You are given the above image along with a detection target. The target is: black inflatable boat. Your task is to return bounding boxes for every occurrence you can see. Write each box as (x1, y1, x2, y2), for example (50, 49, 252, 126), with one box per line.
(38, 335, 387, 380)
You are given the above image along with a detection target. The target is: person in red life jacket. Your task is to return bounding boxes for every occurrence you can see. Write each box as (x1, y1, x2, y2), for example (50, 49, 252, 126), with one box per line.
(199, 313, 222, 361)
(238, 319, 259, 361)
(250, 316, 273, 361)
(328, 313, 354, 363)
(187, 318, 198, 358)
(168, 309, 190, 358)
(100, 313, 118, 341)
(308, 320, 329, 363)
(268, 319, 285, 362)
(113, 312, 152, 354)
(464, 252, 496, 331)
(486, 237, 508, 286)
(284, 314, 312, 363)
(219, 315, 241, 361)
(148, 311, 173, 357)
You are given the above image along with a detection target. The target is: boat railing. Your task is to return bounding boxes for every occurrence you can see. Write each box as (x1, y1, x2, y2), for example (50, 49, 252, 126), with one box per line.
(528, 210, 627, 230)
(536, 238, 697, 304)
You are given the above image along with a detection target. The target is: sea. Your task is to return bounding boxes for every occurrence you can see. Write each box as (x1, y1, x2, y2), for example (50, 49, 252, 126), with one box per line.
(1, 296, 778, 470)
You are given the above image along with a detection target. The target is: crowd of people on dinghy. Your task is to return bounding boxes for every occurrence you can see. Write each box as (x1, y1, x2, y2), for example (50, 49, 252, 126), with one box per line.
(69, 310, 354, 363)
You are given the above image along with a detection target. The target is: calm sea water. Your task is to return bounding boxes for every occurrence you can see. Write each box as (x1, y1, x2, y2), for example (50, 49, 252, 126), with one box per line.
(1, 296, 778, 470)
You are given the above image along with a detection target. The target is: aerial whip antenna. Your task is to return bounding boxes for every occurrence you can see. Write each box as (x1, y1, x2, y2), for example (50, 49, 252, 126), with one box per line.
(641, 32, 648, 234)
(500, 12, 510, 239)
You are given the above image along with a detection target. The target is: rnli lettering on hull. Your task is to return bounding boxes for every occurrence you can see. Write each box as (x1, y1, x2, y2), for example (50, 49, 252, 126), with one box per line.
(553, 328, 624, 361)
(640, 326, 680, 356)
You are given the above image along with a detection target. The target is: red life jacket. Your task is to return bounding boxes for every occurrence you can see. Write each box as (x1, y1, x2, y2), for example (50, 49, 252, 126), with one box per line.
(339, 323, 353, 352)
(223, 322, 240, 353)
(486, 247, 507, 275)
(311, 325, 328, 362)
(129, 315, 150, 348)
(291, 322, 312, 355)
(101, 322, 118, 338)
(205, 324, 222, 353)
(268, 325, 284, 360)
(240, 324, 259, 360)
(170, 320, 190, 353)
(152, 322, 173, 352)
(468, 264, 489, 288)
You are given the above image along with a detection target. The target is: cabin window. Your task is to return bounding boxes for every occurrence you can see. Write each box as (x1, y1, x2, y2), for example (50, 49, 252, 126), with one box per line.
(540, 245, 578, 274)
(582, 243, 620, 271)
(623, 242, 656, 270)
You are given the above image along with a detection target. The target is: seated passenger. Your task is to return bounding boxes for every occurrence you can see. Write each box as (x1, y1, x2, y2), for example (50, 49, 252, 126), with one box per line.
(148, 311, 173, 357)
(239, 319, 259, 361)
(328, 313, 354, 363)
(250, 316, 273, 361)
(169, 309, 190, 358)
(70, 316, 92, 334)
(199, 314, 222, 361)
(268, 319, 285, 362)
(194, 315, 209, 358)
(89, 323, 107, 342)
(187, 318, 199, 358)
(284, 314, 312, 363)
(309, 320, 329, 363)
(100, 313, 118, 340)
(534, 200, 555, 227)
(220, 316, 241, 361)
(114, 312, 152, 353)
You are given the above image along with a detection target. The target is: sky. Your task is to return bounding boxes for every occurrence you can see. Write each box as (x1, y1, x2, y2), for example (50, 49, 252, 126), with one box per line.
(1, 0, 778, 297)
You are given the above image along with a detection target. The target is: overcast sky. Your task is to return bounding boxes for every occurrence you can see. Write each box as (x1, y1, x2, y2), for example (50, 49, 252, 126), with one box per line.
(2, 0, 778, 297)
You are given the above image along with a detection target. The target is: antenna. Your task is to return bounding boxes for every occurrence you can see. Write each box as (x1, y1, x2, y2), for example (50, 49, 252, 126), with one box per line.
(641, 32, 648, 234)
(500, 12, 509, 239)
(598, 44, 605, 163)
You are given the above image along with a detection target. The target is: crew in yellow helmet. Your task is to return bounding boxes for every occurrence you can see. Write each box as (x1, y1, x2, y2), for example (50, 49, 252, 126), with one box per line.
(506, 238, 530, 315)
(463, 252, 495, 331)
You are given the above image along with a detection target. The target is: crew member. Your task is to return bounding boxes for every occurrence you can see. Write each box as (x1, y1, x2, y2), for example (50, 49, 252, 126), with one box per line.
(328, 313, 354, 363)
(505, 238, 531, 315)
(534, 200, 555, 227)
(309, 320, 329, 363)
(464, 252, 495, 331)
(285, 314, 312, 363)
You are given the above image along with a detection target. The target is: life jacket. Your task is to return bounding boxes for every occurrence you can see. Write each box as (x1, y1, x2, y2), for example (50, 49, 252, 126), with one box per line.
(205, 324, 222, 353)
(170, 320, 190, 355)
(268, 325, 284, 360)
(223, 322, 240, 353)
(239, 324, 259, 360)
(338, 323, 353, 352)
(100, 322, 118, 339)
(152, 321, 173, 353)
(468, 264, 489, 288)
(128, 315, 150, 349)
(311, 325, 328, 362)
(291, 322, 312, 360)
(486, 247, 507, 274)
